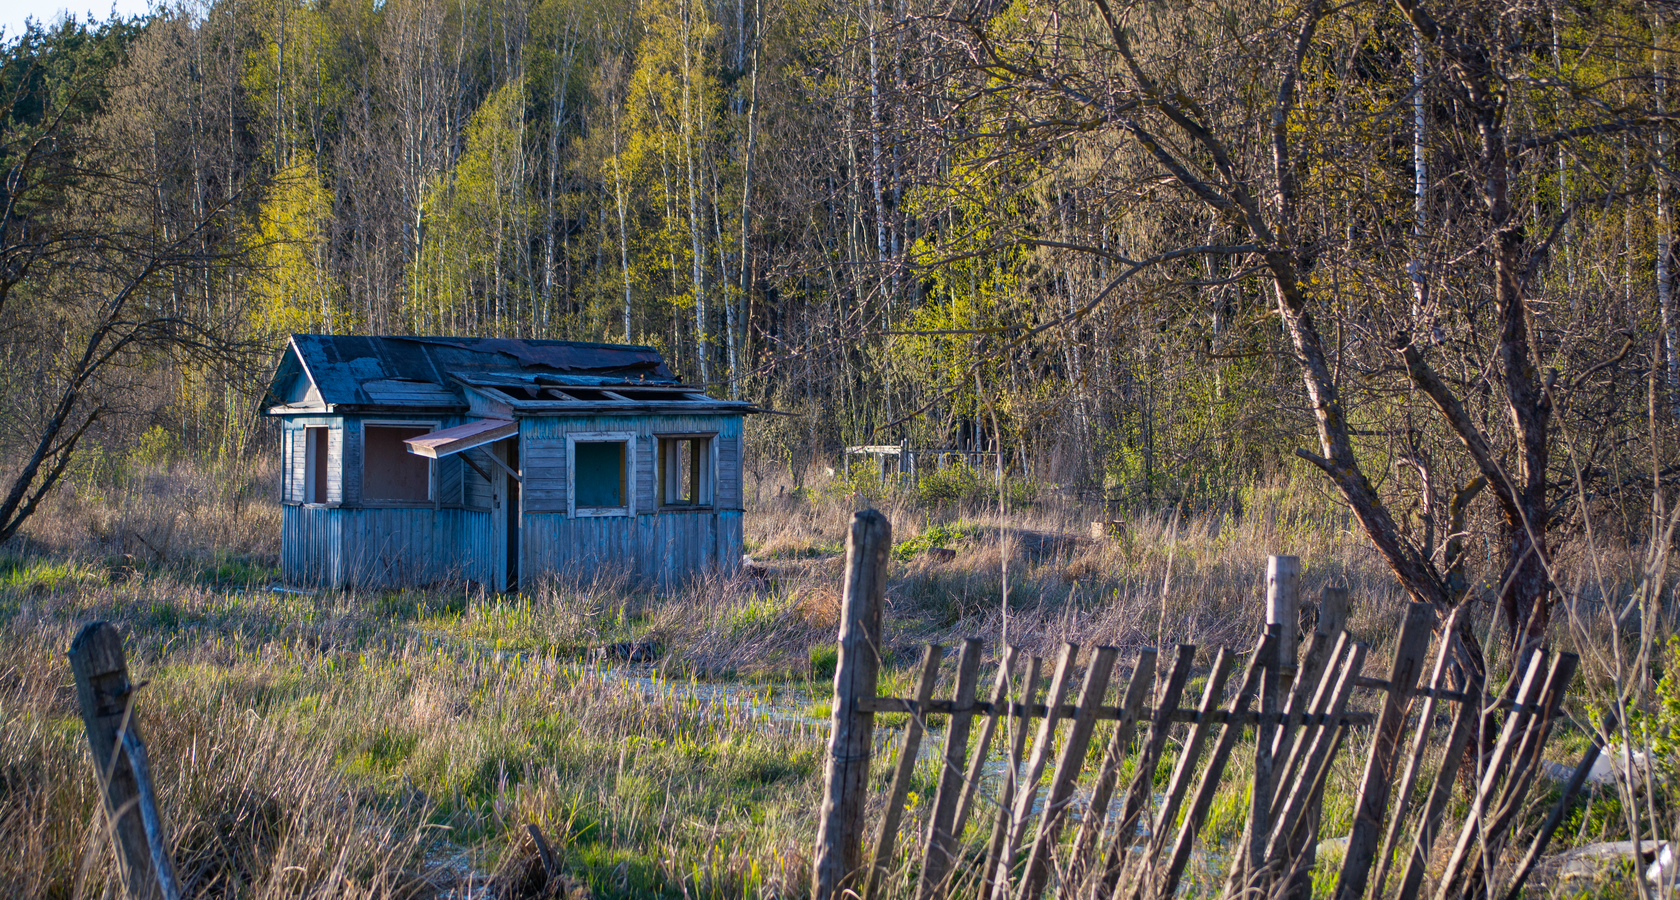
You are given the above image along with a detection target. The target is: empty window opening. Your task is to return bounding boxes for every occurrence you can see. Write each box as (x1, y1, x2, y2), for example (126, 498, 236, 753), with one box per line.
(659, 436, 713, 508)
(305, 427, 328, 503)
(574, 440, 627, 510)
(364, 425, 433, 502)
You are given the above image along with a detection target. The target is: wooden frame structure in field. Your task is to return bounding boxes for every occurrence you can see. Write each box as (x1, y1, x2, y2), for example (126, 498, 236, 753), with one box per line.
(814, 510, 1600, 900)
(263, 334, 757, 591)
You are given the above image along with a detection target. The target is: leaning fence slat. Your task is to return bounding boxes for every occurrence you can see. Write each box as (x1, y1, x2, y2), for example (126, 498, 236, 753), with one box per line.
(1147, 648, 1236, 859)
(1089, 645, 1197, 899)
(1155, 633, 1276, 900)
(1492, 652, 1580, 820)
(864, 643, 946, 900)
(1430, 649, 1552, 900)
(1501, 711, 1613, 900)
(1458, 652, 1580, 900)
(953, 646, 1021, 843)
(1370, 606, 1464, 899)
(1068, 648, 1157, 883)
(1265, 641, 1369, 866)
(1270, 657, 1364, 900)
(980, 654, 1044, 900)
(1267, 632, 1352, 822)
(917, 638, 985, 900)
(1272, 588, 1349, 764)
(1271, 590, 1349, 900)
(1332, 602, 1436, 900)
(1018, 646, 1120, 900)
(1128, 648, 1236, 900)
(69, 621, 182, 900)
(1394, 651, 1486, 900)
(991, 643, 1079, 900)
(814, 510, 892, 900)
(1246, 624, 1282, 883)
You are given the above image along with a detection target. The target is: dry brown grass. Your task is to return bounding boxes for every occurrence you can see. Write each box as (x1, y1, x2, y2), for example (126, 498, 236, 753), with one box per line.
(1, 455, 1672, 898)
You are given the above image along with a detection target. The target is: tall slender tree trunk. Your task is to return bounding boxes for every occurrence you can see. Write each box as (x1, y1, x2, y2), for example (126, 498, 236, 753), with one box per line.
(734, 0, 760, 398)
(609, 90, 633, 343)
(1410, 34, 1428, 324)
(1657, 17, 1678, 415)
(679, 0, 710, 385)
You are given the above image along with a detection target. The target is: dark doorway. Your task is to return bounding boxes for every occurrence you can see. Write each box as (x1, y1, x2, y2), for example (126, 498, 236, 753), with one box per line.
(504, 439, 520, 592)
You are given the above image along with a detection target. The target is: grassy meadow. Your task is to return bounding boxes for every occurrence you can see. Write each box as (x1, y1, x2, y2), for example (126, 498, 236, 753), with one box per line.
(0, 458, 1669, 898)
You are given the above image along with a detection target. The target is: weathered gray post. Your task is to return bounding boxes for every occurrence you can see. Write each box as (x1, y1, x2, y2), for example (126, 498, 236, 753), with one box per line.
(1266, 555, 1301, 668)
(814, 510, 892, 900)
(68, 621, 181, 900)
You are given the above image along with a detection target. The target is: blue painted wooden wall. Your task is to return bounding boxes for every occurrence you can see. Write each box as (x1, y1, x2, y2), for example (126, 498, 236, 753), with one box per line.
(279, 412, 744, 590)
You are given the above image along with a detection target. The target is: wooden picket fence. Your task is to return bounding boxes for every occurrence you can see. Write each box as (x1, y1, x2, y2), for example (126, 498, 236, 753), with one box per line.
(812, 511, 1601, 900)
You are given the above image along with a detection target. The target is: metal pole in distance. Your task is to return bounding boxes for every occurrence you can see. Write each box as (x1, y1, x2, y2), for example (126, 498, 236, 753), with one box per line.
(68, 621, 181, 900)
(814, 510, 892, 900)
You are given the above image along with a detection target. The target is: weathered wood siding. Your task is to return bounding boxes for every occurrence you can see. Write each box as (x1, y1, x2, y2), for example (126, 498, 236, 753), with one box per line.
(328, 426, 344, 504)
(464, 453, 492, 509)
(438, 454, 463, 507)
(522, 509, 743, 588)
(282, 416, 342, 504)
(279, 411, 744, 589)
(518, 414, 744, 587)
(341, 419, 361, 504)
(282, 505, 493, 587)
(717, 431, 741, 508)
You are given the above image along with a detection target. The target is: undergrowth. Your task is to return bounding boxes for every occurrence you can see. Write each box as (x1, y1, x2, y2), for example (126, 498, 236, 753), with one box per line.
(0, 460, 1670, 897)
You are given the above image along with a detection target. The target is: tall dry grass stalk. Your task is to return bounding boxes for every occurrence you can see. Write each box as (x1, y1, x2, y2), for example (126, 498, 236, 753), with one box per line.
(0, 455, 1672, 897)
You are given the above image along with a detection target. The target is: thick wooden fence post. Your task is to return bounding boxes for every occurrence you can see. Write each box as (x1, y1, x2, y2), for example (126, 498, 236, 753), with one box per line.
(1266, 555, 1301, 669)
(814, 510, 892, 900)
(68, 621, 181, 900)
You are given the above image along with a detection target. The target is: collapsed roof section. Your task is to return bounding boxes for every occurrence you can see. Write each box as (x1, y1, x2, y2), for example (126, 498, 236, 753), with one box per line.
(263, 334, 753, 416)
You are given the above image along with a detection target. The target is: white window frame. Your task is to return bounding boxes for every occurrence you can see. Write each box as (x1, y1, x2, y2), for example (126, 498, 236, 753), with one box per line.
(567, 431, 636, 518)
(655, 432, 717, 510)
(362, 419, 440, 505)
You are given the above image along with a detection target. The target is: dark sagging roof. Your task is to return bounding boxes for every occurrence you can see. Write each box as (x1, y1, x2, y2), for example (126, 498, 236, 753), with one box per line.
(263, 334, 752, 415)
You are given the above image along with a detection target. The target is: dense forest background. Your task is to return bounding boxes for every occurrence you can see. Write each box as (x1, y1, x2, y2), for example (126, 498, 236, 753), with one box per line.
(0, 0, 1675, 527)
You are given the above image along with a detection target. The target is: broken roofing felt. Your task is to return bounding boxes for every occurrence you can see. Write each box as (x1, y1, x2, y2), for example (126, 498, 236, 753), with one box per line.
(264, 334, 749, 414)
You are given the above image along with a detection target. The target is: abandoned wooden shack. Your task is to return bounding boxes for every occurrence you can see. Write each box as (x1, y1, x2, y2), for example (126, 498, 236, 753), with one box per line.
(262, 334, 755, 590)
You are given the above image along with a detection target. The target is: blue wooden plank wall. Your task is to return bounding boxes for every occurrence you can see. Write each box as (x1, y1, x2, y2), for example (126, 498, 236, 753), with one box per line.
(523, 509, 742, 588)
(280, 412, 743, 589)
(517, 414, 744, 588)
(282, 505, 492, 588)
